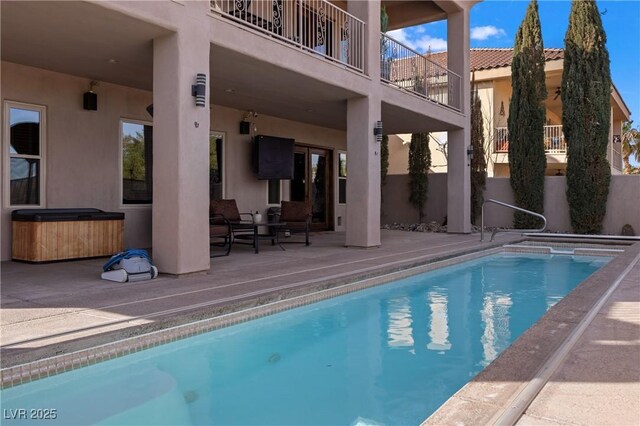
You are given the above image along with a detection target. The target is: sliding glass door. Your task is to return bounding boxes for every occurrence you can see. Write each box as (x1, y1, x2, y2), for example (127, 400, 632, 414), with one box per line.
(291, 146, 333, 231)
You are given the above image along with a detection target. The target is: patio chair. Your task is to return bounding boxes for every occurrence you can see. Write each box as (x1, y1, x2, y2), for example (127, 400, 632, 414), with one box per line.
(277, 200, 312, 246)
(209, 213, 232, 257)
(209, 199, 255, 247)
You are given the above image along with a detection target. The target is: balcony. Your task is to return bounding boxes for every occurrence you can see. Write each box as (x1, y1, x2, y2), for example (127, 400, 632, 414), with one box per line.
(380, 33, 462, 111)
(494, 125, 567, 154)
(210, 0, 365, 73)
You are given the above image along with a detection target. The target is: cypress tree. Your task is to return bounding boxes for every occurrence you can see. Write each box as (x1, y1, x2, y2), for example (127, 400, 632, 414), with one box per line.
(381, 135, 389, 185)
(562, 0, 612, 234)
(508, 0, 547, 228)
(408, 133, 431, 222)
(470, 80, 487, 225)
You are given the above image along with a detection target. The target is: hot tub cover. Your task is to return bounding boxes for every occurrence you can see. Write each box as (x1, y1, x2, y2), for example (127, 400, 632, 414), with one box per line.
(11, 208, 124, 222)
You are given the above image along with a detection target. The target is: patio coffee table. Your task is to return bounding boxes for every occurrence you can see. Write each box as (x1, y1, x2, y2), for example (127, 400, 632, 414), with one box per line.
(231, 222, 287, 254)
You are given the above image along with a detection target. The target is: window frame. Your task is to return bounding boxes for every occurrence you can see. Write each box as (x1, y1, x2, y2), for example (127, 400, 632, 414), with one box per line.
(3, 101, 47, 208)
(337, 150, 347, 205)
(266, 179, 282, 206)
(119, 118, 153, 208)
(210, 130, 226, 201)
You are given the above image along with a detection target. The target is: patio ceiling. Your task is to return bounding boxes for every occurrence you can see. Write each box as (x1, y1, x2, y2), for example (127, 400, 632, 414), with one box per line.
(1, 1, 170, 91)
(383, 1, 447, 30)
(209, 45, 357, 130)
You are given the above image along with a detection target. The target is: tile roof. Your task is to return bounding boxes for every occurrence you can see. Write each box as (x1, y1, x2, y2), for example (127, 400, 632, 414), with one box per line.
(425, 48, 564, 72)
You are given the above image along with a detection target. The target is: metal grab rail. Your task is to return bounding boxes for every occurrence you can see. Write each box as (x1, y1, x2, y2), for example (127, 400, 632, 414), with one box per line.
(481, 199, 547, 242)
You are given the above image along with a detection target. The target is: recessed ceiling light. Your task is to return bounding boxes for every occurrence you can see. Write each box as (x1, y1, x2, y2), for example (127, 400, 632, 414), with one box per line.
(224, 88, 236, 94)
(306, 108, 314, 113)
(107, 59, 119, 64)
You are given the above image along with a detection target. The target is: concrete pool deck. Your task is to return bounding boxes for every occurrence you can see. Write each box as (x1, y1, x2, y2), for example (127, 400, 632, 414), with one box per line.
(1, 230, 639, 424)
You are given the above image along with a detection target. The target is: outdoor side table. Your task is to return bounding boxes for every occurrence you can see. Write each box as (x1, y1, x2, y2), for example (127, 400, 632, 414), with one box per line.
(231, 222, 287, 254)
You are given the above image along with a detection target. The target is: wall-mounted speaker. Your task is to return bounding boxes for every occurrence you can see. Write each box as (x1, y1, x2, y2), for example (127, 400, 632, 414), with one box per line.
(239, 121, 251, 134)
(83, 92, 97, 111)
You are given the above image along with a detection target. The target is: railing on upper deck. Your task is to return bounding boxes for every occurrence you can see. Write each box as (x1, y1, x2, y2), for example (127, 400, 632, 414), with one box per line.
(611, 138, 623, 171)
(380, 33, 461, 111)
(494, 125, 567, 154)
(210, 0, 365, 73)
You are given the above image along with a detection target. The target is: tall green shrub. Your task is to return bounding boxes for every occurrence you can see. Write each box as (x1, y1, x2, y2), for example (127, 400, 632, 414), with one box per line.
(508, 0, 547, 228)
(408, 133, 431, 222)
(562, 0, 612, 233)
(381, 135, 389, 185)
(470, 82, 487, 225)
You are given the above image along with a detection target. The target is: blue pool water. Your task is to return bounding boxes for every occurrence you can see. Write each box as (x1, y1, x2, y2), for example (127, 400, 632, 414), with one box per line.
(1, 253, 610, 425)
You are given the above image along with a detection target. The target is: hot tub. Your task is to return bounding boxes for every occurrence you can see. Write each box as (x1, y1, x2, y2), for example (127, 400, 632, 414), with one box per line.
(11, 208, 124, 262)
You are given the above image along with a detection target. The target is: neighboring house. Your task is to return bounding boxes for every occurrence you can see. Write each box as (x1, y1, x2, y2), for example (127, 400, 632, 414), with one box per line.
(1, 1, 477, 274)
(388, 48, 631, 177)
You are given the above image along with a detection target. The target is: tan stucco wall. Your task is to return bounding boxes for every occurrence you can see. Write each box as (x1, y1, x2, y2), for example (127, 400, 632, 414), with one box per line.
(1, 62, 349, 260)
(1, 61, 153, 261)
(382, 174, 640, 235)
(387, 134, 409, 175)
(382, 173, 448, 225)
(388, 132, 449, 175)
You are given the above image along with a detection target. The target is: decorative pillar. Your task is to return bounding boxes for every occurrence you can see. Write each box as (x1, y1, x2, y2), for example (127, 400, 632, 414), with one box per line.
(152, 29, 211, 274)
(346, 0, 381, 247)
(446, 7, 472, 233)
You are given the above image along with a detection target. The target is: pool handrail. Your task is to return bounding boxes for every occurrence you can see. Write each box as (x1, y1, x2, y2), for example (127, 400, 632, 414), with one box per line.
(481, 199, 547, 242)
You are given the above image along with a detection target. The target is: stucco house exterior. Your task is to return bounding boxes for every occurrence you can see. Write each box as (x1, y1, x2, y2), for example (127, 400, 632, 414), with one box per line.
(1, 0, 477, 274)
(388, 48, 631, 177)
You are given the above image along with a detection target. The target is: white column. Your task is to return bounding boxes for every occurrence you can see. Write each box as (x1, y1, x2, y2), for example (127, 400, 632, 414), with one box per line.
(346, 0, 381, 247)
(446, 7, 471, 233)
(152, 29, 211, 274)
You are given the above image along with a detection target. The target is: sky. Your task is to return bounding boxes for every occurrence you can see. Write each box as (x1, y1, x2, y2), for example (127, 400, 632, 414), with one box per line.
(387, 0, 640, 126)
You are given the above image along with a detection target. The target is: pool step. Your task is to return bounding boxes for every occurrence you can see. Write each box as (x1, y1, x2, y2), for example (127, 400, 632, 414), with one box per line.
(503, 245, 624, 256)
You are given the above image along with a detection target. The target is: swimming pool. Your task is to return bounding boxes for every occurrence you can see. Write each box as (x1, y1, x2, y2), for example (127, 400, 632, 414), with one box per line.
(1, 252, 610, 425)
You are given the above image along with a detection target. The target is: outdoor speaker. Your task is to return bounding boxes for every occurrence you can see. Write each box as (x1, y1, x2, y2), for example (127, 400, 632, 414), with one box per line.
(240, 121, 251, 134)
(83, 92, 97, 111)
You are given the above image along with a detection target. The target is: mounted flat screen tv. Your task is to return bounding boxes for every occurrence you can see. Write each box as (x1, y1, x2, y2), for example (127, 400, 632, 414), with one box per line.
(254, 135, 295, 180)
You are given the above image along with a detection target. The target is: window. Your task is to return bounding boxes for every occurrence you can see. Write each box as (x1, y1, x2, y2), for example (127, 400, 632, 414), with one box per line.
(267, 179, 281, 205)
(338, 152, 346, 204)
(5, 102, 46, 206)
(210, 132, 224, 200)
(121, 120, 153, 204)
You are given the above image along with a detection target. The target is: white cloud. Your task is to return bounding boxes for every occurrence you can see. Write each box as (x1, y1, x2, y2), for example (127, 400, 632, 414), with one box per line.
(470, 25, 507, 41)
(386, 28, 447, 53)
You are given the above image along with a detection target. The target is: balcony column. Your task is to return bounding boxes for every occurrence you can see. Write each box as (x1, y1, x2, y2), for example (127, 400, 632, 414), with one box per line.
(346, 96, 382, 247)
(446, 7, 472, 233)
(345, 0, 381, 247)
(152, 29, 211, 274)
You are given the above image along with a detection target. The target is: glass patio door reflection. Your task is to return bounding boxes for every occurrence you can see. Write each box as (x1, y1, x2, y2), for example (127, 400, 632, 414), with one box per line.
(291, 146, 332, 231)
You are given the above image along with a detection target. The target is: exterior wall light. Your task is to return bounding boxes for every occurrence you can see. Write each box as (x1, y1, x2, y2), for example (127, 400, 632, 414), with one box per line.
(373, 121, 383, 143)
(192, 73, 207, 107)
(83, 81, 98, 111)
(467, 145, 474, 166)
(240, 111, 257, 134)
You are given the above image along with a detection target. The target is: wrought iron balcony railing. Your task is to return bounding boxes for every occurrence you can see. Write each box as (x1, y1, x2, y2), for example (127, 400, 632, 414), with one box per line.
(380, 33, 462, 111)
(494, 125, 567, 153)
(210, 0, 365, 73)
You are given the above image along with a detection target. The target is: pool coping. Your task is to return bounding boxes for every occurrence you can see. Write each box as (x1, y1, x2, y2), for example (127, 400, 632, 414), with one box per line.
(0, 246, 504, 389)
(423, 240, 640, 425)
